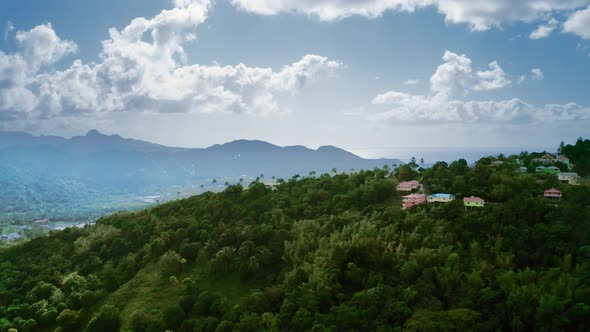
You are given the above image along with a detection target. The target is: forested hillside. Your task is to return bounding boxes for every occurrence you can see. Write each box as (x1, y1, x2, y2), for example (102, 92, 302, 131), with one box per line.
(1, 160, 589, 331)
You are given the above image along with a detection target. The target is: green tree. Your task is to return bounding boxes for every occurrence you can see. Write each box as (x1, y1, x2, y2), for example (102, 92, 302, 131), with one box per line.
(86, 305, 121, 332)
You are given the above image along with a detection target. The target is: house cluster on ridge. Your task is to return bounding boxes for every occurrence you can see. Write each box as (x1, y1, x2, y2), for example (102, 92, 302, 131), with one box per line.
(533, 154, 574, 170)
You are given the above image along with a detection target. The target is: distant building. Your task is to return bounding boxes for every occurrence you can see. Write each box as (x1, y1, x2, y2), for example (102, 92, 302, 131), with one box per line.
(556, 155, 570, 165)
(544, 188, 562, 199)
(464, 196, 485, 208)
(397, 182, 413, 192)
(558, 172, 580, 185)
(396, 181, 420, 192)
(33, 219, 49, 225)
(427, 193, 456, 203)
(402, 194, 427, 210)
(519, 166, 528, 173)
(407, 180, 420, 188)
(490, 161, 504, 167)
(0, 233, 22, 242)
(533, 154, 555, 165)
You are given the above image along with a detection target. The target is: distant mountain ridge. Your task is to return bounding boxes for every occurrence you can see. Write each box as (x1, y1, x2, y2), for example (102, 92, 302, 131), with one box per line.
(0, 130, 402, 193)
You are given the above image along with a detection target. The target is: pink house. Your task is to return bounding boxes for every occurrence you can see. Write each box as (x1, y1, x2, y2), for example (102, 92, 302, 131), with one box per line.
(402, 194, 427, 210)
(544, 188, 562, 199)
(407, 180, 420, 189)
(397, 180, 420, 192)
(397, 182, 413, 192)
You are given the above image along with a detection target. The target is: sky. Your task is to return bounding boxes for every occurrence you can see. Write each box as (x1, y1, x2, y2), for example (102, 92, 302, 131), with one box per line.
(1, 0, 590, 158)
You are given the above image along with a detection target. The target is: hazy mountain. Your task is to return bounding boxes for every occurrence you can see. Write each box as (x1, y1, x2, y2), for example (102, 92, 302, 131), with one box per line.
(0, 130, 402, 193)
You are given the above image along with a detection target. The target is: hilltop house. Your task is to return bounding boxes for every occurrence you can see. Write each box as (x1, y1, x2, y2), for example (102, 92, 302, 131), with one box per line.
(464, 196, 485, 208)
(556, 155, 570, 166)
(533, 154, 555, 165)
(427, 193, 456, 203)
(544, 188, 562, 199)
(397, 182, 413, 192)
(396, 180, 420, 192)
(490, 161, 504, 167)
(536, 166, 560, 174)
(558, 172, 580, 185)
(402, 194, 427, 210)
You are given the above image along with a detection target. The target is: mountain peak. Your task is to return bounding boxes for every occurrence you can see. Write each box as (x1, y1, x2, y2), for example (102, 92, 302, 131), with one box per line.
(85, 129, 104, 137)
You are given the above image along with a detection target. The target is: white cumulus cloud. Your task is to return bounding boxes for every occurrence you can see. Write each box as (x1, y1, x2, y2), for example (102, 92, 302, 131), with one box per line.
(0, 23, 78, 117)
(529, 18, 559, 39)
(531, 68, 544, 80)
(517, 68, 544, 84)
(403, 79, 420, 85)
(231, 0, 589, 31)
(430, 51, 510, 97)
(0, 0, 342, 124)
(3, 21, 14, 41)
(564, 5, 590, 39)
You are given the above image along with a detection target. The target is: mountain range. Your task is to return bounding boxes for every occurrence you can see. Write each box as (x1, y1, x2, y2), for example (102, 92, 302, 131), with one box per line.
(0, 130, 402, 192)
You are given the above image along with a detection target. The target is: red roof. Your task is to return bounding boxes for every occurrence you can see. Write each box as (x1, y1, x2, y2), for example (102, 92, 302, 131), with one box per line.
(463, 196, 484, 203)
(556, 155, 569, 160)
(544, 188, 562, 194)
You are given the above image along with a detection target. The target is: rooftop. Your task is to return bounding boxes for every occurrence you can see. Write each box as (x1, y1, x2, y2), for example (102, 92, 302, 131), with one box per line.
(559, 172, 579, 176)
(464, 196, 484, 203)
(431, 193, 455, 198)
(404, 194, 426, 198)
(544, 188, 562, 194)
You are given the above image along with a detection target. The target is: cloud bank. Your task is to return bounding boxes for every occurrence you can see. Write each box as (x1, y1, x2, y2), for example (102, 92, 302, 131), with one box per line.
(371, 51, 589, 124)
(0, 0, 341, 125)
(231, 0, 589, 31)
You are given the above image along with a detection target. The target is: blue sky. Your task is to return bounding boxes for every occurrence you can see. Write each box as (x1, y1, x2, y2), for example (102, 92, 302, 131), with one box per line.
(1, 0, 590, 158)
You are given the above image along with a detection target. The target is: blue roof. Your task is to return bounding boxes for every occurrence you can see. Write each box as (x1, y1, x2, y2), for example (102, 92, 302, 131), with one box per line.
(431, 193, 455, 198)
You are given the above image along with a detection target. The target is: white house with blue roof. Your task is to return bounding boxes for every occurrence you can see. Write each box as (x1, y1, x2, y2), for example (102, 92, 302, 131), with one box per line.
(427, 193, 456, 203)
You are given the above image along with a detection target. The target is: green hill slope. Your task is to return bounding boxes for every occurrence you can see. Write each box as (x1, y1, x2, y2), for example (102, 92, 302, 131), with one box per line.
(1, 165, 589, 331)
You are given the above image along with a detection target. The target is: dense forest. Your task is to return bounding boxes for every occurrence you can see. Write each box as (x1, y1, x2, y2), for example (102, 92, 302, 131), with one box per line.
(561, 138, 590, 176)
(1, 152, 589, 331)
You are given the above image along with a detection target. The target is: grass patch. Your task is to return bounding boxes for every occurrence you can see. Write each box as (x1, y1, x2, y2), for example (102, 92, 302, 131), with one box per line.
(103, 254, 262, 330)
